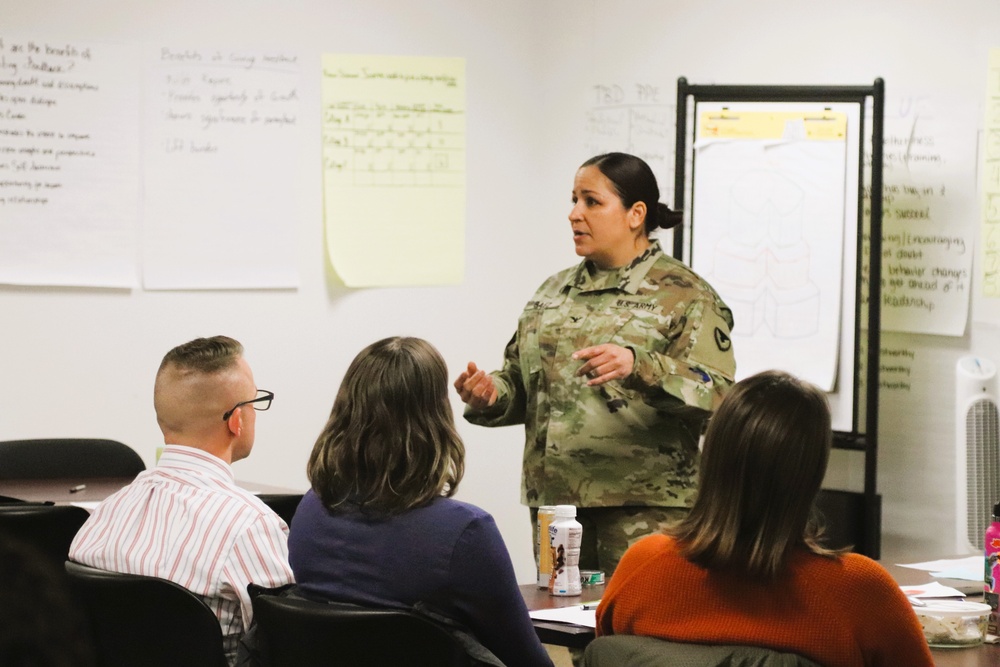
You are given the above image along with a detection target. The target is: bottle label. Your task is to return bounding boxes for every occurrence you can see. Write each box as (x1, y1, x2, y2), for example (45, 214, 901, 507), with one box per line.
(984, 530, 1000, 634)
(536, 508, 556, 588)
(548, 521, 582, 596)
(988, 552, 1000, 593)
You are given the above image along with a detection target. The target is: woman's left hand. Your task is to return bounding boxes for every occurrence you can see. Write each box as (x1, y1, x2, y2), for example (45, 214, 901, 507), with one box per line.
(573, 344, 635, 386)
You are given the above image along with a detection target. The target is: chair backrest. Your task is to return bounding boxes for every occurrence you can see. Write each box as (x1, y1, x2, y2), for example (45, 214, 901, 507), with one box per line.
(0, 503, 90, 569)
(0, 537, 97, 667)
(815, 488, 882, 553)
(257, 493, 304, 527)
(0, 439, 146, 480)
(583, 635, 823, 667)
(65, 561, 227, 667)
(251, 590, 472, 667)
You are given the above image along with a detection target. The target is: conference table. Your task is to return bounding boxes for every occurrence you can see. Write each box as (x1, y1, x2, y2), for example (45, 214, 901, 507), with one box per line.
(8, 476, 996, 666)
(522, 564, 1000, 666)
(522, 582, 603, 649)
(0, 476, 299, 504)
(887, 562, 999, 667)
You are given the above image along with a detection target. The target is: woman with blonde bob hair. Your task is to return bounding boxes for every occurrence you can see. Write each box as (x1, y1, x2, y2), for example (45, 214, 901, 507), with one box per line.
(595, 370, 933, 667)
(287, 337, 553, 667)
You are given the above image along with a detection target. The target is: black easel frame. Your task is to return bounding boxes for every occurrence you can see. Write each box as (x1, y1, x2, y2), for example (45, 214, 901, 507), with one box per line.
(674, 78, 885, 558)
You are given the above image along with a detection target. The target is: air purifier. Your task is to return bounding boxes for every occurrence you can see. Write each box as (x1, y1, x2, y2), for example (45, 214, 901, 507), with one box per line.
(956, 356, 1000, 553)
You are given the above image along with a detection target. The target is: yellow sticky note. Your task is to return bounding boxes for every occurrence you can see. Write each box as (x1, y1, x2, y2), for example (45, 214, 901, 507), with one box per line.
(699, 110, 846, 141)
(982, 49, 1000, 298)
(321, 54, 466, 287)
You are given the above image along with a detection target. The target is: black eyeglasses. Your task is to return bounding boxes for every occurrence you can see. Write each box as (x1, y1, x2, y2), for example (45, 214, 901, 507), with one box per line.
(222, 389, 274, 421)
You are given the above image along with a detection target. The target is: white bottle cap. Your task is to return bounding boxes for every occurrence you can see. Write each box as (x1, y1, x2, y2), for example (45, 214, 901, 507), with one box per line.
(554, 504, 577, 518)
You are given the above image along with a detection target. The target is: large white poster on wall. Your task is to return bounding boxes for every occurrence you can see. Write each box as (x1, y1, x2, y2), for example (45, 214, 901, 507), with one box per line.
(142, 46, 301, 290)
(691, 106, 849, 394)
(871, 95, 976, 335)
(0, 35, 139, 287)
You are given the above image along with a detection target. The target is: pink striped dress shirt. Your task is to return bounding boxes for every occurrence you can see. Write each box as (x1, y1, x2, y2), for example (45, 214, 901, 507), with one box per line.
(69, 445, 295, 665)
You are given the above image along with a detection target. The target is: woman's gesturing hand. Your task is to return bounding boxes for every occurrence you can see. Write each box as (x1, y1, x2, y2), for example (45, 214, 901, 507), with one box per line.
(573, 344, 635, 386)
(454, 361, 498, 410)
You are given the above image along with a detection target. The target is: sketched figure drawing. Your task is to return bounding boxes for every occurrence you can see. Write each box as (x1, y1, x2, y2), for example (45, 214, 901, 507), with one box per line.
(708, 169, 820, 339)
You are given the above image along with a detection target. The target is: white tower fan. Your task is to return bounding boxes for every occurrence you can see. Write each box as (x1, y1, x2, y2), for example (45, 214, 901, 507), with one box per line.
(956, 356, 1000, 553)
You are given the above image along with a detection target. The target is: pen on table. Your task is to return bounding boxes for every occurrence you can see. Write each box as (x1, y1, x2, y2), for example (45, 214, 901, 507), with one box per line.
(69, 484, 87, 493)
(581, 601, 601, 610)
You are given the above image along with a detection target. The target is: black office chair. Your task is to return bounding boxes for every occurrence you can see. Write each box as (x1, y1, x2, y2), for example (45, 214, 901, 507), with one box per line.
(815, 488, 883, 554)
(0, 503, 90, 570)
(257, 493, 304, 527)
(0, 537, 96, 667)
(65, 561, 227, 667)
(583, 635, 823, 667)
(250, 588, 474, 667)
(0, 438, 145, 479)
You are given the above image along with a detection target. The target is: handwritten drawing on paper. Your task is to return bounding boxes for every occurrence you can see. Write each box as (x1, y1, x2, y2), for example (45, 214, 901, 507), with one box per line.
(862, 95, 975, 335)
(980, 51, 1000, 323)
(324, 97, 463, 188)
(322, 53, 465, 287)
(710, 169, 821, 339)
(584, 82, 674, 194)
(0, 35, 139, 287)
(142, 46, 301, 289)
(691, 108, 848, 391)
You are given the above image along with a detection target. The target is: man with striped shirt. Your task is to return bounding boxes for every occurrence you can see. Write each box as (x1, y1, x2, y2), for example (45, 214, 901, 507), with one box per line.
(70, 336, 294, 665)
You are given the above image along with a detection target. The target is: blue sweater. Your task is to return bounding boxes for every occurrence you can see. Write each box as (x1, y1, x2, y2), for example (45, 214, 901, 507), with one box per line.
(288, 490, 553, 667)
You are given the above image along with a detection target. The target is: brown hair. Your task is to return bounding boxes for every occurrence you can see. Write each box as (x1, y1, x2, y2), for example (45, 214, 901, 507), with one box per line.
(157, 335, 244, 375)
(667, 370, 841, 578)
(307, 337, 465, 515)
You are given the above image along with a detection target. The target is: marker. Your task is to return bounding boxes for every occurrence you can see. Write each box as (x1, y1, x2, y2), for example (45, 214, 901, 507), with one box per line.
(69, 484, 87, 493)
(581, 602, 601, 610)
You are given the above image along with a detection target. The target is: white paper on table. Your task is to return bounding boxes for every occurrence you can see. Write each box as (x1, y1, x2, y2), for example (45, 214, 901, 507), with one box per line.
(528, 605, 598, 628)
(897, 555, 982, 581)
(900, 581, 968, 598)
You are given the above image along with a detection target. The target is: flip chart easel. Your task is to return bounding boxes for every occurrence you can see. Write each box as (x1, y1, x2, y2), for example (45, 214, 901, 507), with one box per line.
(674, 78, 885, 558)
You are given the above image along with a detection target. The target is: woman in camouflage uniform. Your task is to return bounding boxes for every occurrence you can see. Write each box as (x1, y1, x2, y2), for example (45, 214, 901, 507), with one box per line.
(454, 152, 737, 577)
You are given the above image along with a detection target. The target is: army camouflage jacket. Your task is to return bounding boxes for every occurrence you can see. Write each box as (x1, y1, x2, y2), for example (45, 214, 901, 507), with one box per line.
(465, 241, 736, 508)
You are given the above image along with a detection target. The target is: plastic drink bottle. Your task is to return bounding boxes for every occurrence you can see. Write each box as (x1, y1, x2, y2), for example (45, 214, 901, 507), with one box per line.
(985, 502, 1000, 634)
(536, 506, 556, 588)
(548, 504, 582, 596)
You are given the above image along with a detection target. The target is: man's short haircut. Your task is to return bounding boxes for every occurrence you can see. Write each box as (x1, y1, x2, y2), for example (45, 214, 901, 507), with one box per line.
(158, 336, 244, 375)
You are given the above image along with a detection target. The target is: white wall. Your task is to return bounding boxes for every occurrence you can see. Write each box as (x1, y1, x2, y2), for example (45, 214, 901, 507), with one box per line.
(3, 0, 999, 581)
(530, 0, 1000, 563)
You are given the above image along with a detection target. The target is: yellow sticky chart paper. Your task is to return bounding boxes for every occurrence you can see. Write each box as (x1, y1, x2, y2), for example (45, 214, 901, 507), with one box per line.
(981, 49, 1000, 298)
(322, 54, 465, 287)
(698, 110, 847, 141)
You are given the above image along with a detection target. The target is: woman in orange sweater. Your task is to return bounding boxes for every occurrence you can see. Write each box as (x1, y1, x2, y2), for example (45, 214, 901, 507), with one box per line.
(595, 370, 934, 667)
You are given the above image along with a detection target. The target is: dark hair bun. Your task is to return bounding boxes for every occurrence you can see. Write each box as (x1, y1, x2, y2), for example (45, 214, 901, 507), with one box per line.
(656, 203, 683, 230)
